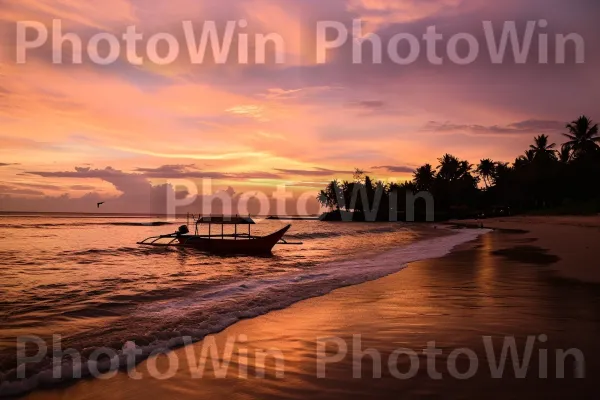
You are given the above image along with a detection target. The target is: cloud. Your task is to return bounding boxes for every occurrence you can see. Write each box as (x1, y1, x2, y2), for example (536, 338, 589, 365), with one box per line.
(372, 165, 415, 173)
(24, 165, 282, 202)
(70, 185, 96, 190)
(226, 105, 269, 121)
(0, 185, 44, 196)
(15, 166, 181, 213)
(134, 164, 281, 180)
(134, 164, 219, 178)
(4, 164, 321, 214)
(29, 167, 123, 178)
(26, 167, 152, 197)
(347, 100, 386, 110)
(260, 87, 339, 101)
(13, 182, 62, 191)
(274, 167, 355, 177)
(507, 120, 567, 132)
(2, 0, 137, 30)
(0, 163, 18, 167)
(423, 120, 565, 136)
(347, 0, 466, 26)
(262, 88, 304, 100)
(230, 172, 282, 180)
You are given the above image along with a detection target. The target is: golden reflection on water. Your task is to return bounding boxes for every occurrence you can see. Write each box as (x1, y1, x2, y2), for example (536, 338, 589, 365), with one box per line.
(474, 232, 498, 308)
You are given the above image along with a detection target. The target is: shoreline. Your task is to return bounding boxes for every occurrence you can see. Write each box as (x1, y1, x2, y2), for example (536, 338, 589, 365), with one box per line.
(24, 223, 600, 399)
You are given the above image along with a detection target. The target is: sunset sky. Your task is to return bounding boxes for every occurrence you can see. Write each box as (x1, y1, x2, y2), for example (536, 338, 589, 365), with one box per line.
(1, 0, 599, 213)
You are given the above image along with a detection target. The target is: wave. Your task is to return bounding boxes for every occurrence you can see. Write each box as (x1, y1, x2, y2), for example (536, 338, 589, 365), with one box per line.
(59, 246, 179, 259)
(286, 226, 403, 240)
(105, 222, 173, 227)
(0, 228, 490, 397)
(0, 222, 174, 229)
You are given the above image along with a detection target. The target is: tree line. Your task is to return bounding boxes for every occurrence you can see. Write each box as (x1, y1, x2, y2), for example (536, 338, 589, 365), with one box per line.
(317, 116, 600, 221)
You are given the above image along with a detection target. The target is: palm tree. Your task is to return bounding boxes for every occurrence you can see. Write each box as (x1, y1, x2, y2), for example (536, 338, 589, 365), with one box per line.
(515, 149, 536, 168)
(524, 149, 535, 161)
(529, 135, 557, 161)
(436, 154, 477, 184)
(477, 159, 496, 188)
(563, 115, 600, 158)
(493, 162, 512, 184)
(437, 154, 460, 181)
(413, 164, 436, 191)
(458, 160, 474, 178)
(559, 144, 572, 163)
(401, 180, 417, 193)
(317, 180, 342, 211)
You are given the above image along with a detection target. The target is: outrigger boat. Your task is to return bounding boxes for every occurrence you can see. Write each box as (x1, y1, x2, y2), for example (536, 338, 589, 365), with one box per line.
(137, 215, 302, 255)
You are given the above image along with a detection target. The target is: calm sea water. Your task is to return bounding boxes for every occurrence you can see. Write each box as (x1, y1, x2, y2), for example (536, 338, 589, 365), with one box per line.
(0, 214, 486, 395)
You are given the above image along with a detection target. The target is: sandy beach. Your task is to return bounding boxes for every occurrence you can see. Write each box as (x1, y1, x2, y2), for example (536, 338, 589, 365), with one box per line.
(23, 219, 600, 400)
(453, 215, 600, 283)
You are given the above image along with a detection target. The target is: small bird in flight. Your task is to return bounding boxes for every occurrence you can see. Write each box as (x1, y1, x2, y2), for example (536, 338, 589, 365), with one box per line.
(97, 202, 105, 208)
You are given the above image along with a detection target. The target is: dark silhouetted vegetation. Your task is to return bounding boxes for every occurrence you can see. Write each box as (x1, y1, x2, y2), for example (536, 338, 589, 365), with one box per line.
(318, 116, 600, 221)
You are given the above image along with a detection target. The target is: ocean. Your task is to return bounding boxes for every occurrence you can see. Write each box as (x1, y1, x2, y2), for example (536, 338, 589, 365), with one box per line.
(0, 214, 485, 396)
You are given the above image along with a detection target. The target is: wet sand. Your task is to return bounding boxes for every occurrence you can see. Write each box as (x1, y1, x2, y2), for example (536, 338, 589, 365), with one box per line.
(25, 228, 600, 400)
(454, 216, 600, 283)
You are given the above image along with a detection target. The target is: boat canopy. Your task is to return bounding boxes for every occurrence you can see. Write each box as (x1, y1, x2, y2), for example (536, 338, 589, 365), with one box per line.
(196, 216, 256, 225)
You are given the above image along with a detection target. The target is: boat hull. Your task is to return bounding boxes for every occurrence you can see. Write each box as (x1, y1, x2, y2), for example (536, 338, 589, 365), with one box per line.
(176, 225, 291, 254)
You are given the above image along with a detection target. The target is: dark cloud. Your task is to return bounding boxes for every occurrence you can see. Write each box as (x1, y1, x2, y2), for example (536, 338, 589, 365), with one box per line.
(507, 120, 566, 131)
(135, 164, 281, 180)
(134, 164, 230, 179)
(28, 167, 118, 178)
(230, 172, 282, 180)
(0, 163, 18, 167)
(135, 164, 207, 176)
(27, 167, 152, 197)
(424, 119, 565, 135)
(283, 181, 329, 188)
(18, 167, 180, 213)
(274, 167, 355, 177)
(372, 165, 415, 174)
(25, 165, 282, 205)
